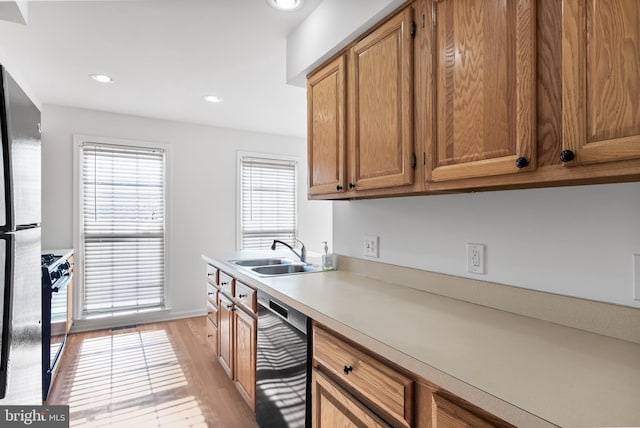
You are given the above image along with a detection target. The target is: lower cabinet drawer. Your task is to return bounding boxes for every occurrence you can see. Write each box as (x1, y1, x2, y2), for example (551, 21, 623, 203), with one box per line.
(207, 264, 218, 285)
(431, 393, 513, 428)
(313, 325, 413, 427)
(206, 317, 218, 355)
(312, 368, 389, 428)
(219, 271, 235, 296)
(235, 281, 257, 313)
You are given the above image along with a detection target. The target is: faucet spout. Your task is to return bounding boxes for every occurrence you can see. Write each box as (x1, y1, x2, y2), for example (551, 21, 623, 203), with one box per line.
(271, 239, 306, 263)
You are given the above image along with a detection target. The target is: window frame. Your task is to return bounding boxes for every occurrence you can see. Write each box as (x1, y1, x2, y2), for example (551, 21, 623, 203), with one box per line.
(73, 135, 171, 323)
(236, 151, 300, 251)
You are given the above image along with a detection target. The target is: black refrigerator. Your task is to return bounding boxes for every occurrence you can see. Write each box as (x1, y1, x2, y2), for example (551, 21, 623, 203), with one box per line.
(0, 64, 42, 404)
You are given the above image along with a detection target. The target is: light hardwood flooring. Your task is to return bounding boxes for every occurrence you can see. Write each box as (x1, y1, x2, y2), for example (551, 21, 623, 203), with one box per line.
(47, 317, 258, 428)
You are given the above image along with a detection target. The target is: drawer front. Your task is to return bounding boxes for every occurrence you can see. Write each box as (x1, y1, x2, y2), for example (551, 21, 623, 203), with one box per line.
(219, 271, 235, 296)
(207, 264, 218, 286)
(207, 300, 218, 327)
(207, 283, 218, 305)
(235, 281, 257, 313)
(206, 317, 218, 355)
(313, 326, 413, 427)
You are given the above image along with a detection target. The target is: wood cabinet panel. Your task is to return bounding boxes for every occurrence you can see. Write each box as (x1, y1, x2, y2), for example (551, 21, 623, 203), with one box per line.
(313, 326, 413, 427)
(349, 6, 414, 191)
(308, 55, 346, 195)
(312, 369, 389, 428)
(218, 294, 234, 378)
(206, 317, 218, 356)
(432, 394, 497, 428)
(207, 264, 218, 286)
(235, 281, 257, 314)
(562, 0, 640, 165)
(66, 256, 74, 333)
(207, 300, 218, 327)
(234, 307, 256, 410)
(219, 271, 235, 296)
(429, 0, 536, 181)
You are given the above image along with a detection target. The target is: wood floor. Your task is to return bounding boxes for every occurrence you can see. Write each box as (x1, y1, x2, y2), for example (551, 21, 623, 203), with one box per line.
(47, 317, 258, 428)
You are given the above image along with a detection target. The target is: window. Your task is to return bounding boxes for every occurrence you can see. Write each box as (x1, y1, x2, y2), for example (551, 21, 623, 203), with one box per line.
(239, 155, 297, 250)
(79, 141, 166, 317)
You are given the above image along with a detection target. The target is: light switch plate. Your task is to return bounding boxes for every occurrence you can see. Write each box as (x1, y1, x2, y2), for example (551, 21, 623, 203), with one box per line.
(364, 235, 379, 258)
(634, 254, 640, 301)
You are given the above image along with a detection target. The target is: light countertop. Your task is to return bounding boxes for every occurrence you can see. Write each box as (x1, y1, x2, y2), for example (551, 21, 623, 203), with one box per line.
(203, 252, 640, 428)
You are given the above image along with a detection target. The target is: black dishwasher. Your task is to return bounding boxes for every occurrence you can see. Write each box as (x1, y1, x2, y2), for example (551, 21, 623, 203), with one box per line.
(255, 290, 311, 428)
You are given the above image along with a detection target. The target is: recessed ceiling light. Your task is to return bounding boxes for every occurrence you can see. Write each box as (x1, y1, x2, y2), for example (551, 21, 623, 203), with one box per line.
(90, 74, 113, 84)
(203, 95, 223, 103)
(266, 0, 303, 11)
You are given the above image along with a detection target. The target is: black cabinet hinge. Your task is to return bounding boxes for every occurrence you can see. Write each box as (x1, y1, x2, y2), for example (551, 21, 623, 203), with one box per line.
(411, 153, 417, 169)
(410, 21, 416, 38)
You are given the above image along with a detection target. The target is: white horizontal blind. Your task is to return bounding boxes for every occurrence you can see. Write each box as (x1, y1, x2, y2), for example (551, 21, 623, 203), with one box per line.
(81, 142, 165, 316)
(240, 156, 297, 249)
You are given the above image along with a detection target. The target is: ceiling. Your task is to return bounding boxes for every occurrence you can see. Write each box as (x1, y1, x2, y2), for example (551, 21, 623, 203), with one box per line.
(0, 0, 323, 138)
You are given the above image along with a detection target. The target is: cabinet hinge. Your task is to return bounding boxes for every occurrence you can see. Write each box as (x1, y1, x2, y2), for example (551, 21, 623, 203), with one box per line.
(410, 21, 416, 38)
(411, 153, 417, 169)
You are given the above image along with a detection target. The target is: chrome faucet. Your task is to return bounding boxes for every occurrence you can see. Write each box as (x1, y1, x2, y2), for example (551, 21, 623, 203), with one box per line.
(271, 239, 306, 263)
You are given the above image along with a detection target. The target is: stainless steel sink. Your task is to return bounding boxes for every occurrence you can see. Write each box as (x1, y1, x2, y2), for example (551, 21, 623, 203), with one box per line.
(230, 258, 294, 267)
(251, 264, 320, 275)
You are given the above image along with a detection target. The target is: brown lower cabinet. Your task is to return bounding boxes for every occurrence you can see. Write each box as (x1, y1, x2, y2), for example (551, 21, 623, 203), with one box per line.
(206, 266, 257, 411)
(218, 294, 234, 378)
(312, 322, 514, 428)
(234, 305, 256, 410)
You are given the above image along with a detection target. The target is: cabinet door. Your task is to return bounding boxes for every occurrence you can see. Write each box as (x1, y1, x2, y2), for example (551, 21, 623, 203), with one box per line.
(234, 307, 256, 410)
(349, 6, 414, 191)
(312, 369, 389, 428)
(429, 0, 536, 181)
(562, 0, 640, 165)
(206, 317, 218, 356)
(308, 55, 347, 195)
(218, 294, 234, 378)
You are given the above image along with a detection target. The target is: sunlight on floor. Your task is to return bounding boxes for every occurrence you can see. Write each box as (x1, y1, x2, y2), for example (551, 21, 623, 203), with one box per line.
(66, 329, 208, 427)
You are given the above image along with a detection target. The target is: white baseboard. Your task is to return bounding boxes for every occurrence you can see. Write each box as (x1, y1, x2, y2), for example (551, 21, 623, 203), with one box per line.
(69, 308, 207, 334)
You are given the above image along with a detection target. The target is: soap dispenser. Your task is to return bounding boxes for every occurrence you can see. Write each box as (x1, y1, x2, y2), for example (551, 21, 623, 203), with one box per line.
(322, 241, 335, 271)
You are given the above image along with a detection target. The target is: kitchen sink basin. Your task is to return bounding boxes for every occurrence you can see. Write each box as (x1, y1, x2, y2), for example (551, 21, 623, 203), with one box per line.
(231, 258, 294, 267)
(251, 264, 320, 275)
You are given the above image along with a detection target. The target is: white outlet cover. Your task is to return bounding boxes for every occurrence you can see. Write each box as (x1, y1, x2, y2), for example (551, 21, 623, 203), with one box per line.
(364, 235, 379, 258)
(634, 254, 640, 301)
(467, 243, 486, 275)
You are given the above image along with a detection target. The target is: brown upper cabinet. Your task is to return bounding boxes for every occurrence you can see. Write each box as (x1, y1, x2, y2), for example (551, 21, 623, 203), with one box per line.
(561, 0, 640, 166)
(306, 0, 640, 199)
(427, 0, 536, 182)
(307, 4, 415, 197)
(307, 55, 346, 195)
(348, 6, 415, 191)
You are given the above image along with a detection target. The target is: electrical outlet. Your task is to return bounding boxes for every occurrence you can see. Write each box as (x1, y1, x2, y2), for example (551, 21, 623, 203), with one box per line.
(467, 243, 485, 274)
(364, 235, 379, 258)
(634, 254, 640, 301)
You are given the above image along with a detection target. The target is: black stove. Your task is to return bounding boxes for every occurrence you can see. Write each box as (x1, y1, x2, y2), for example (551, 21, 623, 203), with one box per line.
(41, 251, 73, 401)
(41, 253, 70, 289)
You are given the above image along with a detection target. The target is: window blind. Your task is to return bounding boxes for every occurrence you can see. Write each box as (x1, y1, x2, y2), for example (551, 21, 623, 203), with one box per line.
(240, 156, 297, 250)
(81, 142, 166, 316)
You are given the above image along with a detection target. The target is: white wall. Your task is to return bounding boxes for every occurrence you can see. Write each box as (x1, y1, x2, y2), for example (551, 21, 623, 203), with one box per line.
(41, 104, 332, 320)
(286, 0, 405, 86)
(334, 182, 640, 308)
